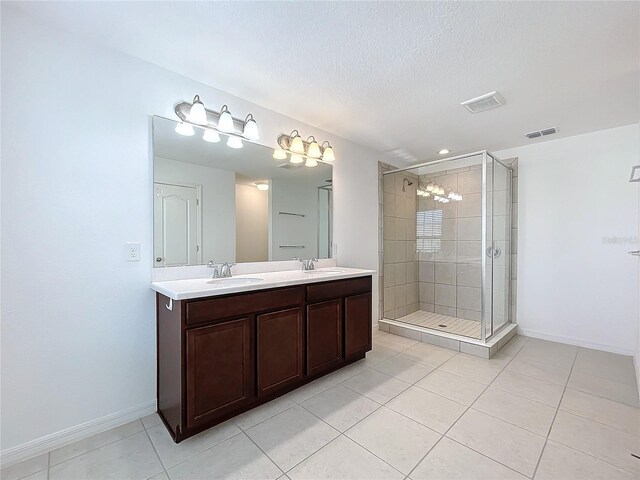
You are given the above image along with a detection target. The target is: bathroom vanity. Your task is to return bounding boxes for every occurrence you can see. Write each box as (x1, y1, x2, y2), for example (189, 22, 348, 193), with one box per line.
(151, 268, 373, 442)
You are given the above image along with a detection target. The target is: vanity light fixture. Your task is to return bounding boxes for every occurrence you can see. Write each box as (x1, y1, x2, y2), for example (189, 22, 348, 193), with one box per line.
(255, 182, 269, 191)
(217, 105, 235, 133)
(188, 95, 208, 125)
(290, 131, 305, 154)
(307, 137, 321, 158)
(290, 154, 304, 164)
(242, 114, 259, 141)
(273, 148, 288, 160)
(203, 129, 221, 143)
(321, 141, 335, 162)
(305, 158, 318, 168)
(175, 122, 195, 136)
(273, 131, 336, 167)
(227, 136, 243, 149)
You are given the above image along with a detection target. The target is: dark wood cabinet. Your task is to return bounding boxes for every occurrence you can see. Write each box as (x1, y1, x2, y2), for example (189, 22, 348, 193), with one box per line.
(307, 299, 343, 376)
(156, 275, 372, 443)
(257, 307, 303, 397)
(186, 317, 253, 428)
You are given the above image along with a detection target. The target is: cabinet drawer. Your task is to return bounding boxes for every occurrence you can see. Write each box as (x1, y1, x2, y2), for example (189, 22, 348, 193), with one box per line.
(306, 276, 371, 303)
(185, 286, 304, 325)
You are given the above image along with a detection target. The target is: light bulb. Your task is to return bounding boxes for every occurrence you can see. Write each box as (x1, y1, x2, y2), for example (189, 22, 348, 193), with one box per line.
(273, 148, 288, 160)
(305, 158, 318, 168)
(290, 154, 304, 164)
(322, 143, 335, 162)
(188, 95, 208, 125)
(203, 129, 220, 143)
(255, 182, 269, 191)
(438, 186, 445, 195)
(226, 136, 243, 149)
(307, 137, 321, 158)
(242, 114, 259, 140)
(457, 194, 463, 201)
(448, 191, 455, 199)
(416, 190, 424, 196)
(217, 105, 235, 133)
(290, 132, 305, 154)
(175, 122, 195, 136)
(438, 149, 450, 155)
(426, 183, 434, 192)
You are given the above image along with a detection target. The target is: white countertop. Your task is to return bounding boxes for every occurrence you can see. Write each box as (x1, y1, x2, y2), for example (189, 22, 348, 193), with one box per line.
(151, 267, 375, 300)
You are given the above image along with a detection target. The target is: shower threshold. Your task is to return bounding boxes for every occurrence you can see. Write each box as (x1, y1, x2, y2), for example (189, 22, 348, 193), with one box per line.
(378, 316, 517, 358)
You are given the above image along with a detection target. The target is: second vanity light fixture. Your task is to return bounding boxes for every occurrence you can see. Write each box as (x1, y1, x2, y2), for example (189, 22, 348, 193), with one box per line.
(416, 181, 463, 203)
(273, 130, 335, 167)
(174, 95, 259, 149)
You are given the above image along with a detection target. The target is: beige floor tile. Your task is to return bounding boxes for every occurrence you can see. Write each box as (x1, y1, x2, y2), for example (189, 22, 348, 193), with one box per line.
(535, 441, 637, 480)
(49, 431, 163, 480)
(148, 472, 169, 480)
(345, 407, 441, 475)
(50, 420, 144, 466)
(549, 411, 640, 474)
(301, 385, 380, 432)
(438, 354, 506, 385)
(167, 432, 281, 480)
(516, 338, 577, 369)
(16, 471, 47, 480)
(233, 394, 297, 430)
(371, 355, 434, 384)
(397, 342, 457, 368)
(491, 370, 564, 407)
(447, 409, 545, 477)
(505, 356, 570, 386)
(141, 413, 163, 429)
(415, 370, 485, 406)
(560, 388, 640, 437)
(245, 405, 339, 471)
(573, 348, 637, 386)
(373, 335, 418, 352)
(386, 386, 467, 433)
(411, 437, 527, 480)
(147, 419, 241, 469)
(0, 453, 48, 480)
(284, 374, 344, 404)
(341, 369, 410, 404)
(362, 345, 399, 366)
(472, 388, 556, 436)
(567, 371, 640, 407)
(498, 335, 529, 357)
(287, 436, 403, 480)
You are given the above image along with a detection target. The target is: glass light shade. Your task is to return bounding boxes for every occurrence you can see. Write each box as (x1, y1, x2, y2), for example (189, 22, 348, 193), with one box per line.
(448, 191, 456, 198)
(457, 194, 463, 201)
(416, 190, 424, 196)
(322, 145, 335, 162)
(203, 129, 221, 143)
(242, 116, 259, 140)
(305, 158, 318, 168)
(438, 187, 445, 195)
(217, 107, 235, 133)
(175, 122, 195, 136)
(290, 154, 304, 164)
(188, 97, 208, 125)
(307, 140, 321, 158)
(255, 182, 269, 191)
(226, 136, 243, 149)
(273, 148, 288, 160)
(438, 149, 450, 155)
(290, 134, 305, 154)
(426, 183, 434, 192)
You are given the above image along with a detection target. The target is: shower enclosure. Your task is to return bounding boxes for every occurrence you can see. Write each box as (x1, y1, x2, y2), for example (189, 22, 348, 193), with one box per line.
(381, 151, 515, 342)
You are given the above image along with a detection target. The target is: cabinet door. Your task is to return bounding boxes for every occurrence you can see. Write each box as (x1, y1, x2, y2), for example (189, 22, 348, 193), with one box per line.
(306, 299, 343, 376)
(345, 293, 372, 359)
(257, 307, 304, 397)
(186, 317, 253, 428)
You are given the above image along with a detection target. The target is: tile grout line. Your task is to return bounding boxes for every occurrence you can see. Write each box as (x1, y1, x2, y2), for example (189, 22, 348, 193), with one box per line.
(141, 427, 169, 480)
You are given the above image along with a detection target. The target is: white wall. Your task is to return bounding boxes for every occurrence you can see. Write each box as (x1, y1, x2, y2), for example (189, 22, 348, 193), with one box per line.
(236, 184, 269, 263)
(496, 124, 639, 355)
(154, 156, 236, 263)
(0, 7, 382, 456)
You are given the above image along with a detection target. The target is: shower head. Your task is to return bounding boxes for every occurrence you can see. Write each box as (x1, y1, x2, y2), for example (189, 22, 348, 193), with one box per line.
(402, 178, 414, 191)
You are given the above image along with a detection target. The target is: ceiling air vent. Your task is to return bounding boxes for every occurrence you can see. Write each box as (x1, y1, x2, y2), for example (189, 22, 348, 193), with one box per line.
(460, 91, 505, 113)
(525, 126, 558, 139)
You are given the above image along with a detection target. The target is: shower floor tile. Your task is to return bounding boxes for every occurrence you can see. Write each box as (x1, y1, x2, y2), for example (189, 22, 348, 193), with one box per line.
(395, 310, 481, 339)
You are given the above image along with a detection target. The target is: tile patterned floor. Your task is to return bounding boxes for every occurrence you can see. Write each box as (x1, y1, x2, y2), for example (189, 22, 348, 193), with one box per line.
(395, 310, 482, 339)
(2, 332, 639, 480)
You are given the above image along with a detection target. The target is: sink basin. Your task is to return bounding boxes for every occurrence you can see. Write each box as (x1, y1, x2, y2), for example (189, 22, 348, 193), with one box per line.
(303, 270, 342, 275)
(206, 277, 264, 287)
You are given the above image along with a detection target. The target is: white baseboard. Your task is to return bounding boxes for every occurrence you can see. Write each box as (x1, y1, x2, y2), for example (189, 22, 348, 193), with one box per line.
(0, 400, 157, 468)
(517, 327, 636, 356)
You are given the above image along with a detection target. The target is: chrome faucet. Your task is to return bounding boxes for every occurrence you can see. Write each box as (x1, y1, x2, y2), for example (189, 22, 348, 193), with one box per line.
(294, 257, 318, 271)
(208, 261, 235, 278)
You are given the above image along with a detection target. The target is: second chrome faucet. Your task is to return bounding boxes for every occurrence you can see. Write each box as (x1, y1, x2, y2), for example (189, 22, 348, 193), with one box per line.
(294, 257, 318, 271)
(208, 261, 235, 278)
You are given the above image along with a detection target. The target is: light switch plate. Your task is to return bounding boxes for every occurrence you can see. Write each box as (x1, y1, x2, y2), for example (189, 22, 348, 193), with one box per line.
(125, 242, 141, 262)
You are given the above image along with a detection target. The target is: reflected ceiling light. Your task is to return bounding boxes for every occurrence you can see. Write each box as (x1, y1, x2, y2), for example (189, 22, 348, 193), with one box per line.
(426, 183, 434, 192)
(273, 148, 288, 160)
(242, 114, 259, 140)
(290, 131, 305, 154)
(438, 149, 450, 155)
(307, 136, 321, 158)
(175, 122, 195, 136)
(203, 129, 221, 143)
(188, 95, 208, 125)
(290, 154, 304, 164)
(217, 105, 235, 133)
(227, 136, 243, 149)
(305, 158, 318, 168)
(321, 141, 335, 162)
(255, 182, 269, 191)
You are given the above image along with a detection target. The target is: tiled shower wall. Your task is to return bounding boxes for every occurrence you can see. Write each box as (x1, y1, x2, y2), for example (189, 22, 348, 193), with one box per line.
(379, 164, 419, 320)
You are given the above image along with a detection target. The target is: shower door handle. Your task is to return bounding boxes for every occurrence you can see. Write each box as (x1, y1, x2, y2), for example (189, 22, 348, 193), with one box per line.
(486, 245, 502, 258)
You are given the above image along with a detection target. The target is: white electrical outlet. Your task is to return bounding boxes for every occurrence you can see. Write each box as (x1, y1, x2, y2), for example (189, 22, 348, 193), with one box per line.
(125, 242, 141, 262)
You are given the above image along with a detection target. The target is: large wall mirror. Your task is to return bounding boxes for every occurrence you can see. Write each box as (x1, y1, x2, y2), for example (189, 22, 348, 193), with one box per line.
(152, 116, 333, 267)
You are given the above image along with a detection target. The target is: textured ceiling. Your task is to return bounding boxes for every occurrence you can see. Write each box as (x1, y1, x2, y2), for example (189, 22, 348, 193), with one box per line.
(8, 1, 640, 164)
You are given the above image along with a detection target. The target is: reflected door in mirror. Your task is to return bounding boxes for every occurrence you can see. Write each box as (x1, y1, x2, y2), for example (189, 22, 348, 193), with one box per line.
(153, 183, 201, 266)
